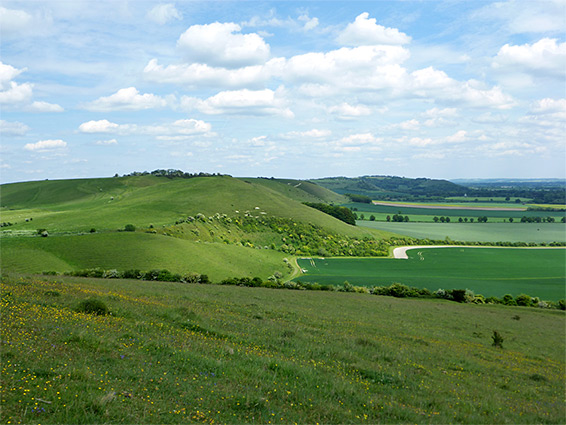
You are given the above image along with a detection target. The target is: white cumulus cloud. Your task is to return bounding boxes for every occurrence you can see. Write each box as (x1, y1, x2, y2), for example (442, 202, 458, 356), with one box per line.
(181, 88, 293, 117)
(337, 12, 411, 46)
(328, 103, 371, 119)
(177, 21, 270, 68)
(530, 97, 566, 113)
(24, 139, 67, 151)
(143, 59, 269, 88)
(79, 118, 212, 138)
(0, 62, 33, 105)
(493, 38, 566, 78)
(79, 119, 121, 133)
(26, 101, 64, 112)
(85, 87, 168, 111)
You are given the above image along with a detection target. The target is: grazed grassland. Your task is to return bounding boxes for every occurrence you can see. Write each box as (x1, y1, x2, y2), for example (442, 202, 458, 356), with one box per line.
(1, 274, 564, 424)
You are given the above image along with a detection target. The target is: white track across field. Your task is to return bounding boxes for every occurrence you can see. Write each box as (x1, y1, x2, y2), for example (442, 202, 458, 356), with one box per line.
(392, 245, 565, 259)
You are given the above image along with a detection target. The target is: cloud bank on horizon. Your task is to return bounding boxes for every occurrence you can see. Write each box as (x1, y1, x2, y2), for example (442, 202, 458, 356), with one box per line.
(0, 0, 565, 183)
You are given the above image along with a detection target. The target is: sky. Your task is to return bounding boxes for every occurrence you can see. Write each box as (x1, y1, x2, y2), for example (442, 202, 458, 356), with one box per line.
(1, 0, 565, 183)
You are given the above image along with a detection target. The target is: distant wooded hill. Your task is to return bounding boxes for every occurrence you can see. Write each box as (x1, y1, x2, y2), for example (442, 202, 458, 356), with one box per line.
(311, 176, 467, 200)
(311, 176, 566, 204)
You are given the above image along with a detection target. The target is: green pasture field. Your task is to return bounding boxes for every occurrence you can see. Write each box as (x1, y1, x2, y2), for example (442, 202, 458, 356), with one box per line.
(358, 221, 566, 243)
(0, 232, 291, 281)
(297, 247, 566, 301)
(1, 274, 564, 424)
(345, 202, 565, 220)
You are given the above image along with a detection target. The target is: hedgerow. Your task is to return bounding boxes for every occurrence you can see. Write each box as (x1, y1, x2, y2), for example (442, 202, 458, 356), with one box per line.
(49, 268, 565, 310)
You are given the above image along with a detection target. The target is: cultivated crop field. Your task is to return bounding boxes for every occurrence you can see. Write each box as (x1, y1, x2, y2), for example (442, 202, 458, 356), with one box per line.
(1, 274, 564, 424)
(297, 247, 566, 301)
(358, 221, 566, 243)
(346, 202, 565, 221)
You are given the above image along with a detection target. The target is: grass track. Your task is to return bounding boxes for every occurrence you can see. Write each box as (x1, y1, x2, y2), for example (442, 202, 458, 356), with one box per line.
(297, 248, 566, 300)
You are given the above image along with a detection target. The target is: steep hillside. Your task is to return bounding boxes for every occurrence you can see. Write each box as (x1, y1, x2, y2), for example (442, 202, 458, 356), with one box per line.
(246, 178, 348, 204)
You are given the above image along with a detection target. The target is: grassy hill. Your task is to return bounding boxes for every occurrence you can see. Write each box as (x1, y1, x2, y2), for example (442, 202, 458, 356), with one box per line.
(1, 176, 370, 235)
(0, 176, 395, 279)
(2, 273, 564, 424)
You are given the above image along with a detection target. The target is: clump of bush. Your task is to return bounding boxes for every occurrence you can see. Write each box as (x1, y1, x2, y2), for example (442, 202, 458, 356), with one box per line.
(124, 224, 136, 232)
(76, 298, 109, 315)
(371, 283, 432, 298)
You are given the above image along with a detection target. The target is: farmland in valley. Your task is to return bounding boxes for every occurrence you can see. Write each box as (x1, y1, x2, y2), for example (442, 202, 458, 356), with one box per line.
(297, 247, 566, 300)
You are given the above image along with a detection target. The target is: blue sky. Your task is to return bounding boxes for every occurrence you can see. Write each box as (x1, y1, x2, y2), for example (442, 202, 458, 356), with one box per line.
(1, 0, 565, 183)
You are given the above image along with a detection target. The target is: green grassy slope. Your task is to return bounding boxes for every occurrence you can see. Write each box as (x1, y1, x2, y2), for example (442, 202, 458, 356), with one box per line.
(1, 176, 397, 278)
(1, 232, 290, 281)
(1, 176, 386, 238)
(2, 274, 564, 424)
(247, 178, 348, 204)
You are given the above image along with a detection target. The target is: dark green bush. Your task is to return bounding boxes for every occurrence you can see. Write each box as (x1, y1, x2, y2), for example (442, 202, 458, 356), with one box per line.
(76, 298, 109, 315)
(121, 269, 142, 279)
(502, 294, 517, 306)
(492, 330, 504, 348)
(124, 224, 136, 232)
(386, 283, 411, 298)
(515, 294, 533, 307)
(450, 289, 467, 303)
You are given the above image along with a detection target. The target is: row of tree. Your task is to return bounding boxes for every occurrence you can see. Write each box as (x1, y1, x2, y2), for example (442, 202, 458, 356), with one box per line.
(304, 202, 357, 226)
(118, 169, 229, 179)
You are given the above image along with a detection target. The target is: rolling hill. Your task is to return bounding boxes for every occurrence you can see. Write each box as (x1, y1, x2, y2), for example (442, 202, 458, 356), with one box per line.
(0, 175, 395, 280)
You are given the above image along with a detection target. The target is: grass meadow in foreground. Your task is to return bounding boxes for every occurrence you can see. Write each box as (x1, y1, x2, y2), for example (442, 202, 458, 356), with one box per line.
(297, 248, 566, 301)
(1, 274, 564, 424)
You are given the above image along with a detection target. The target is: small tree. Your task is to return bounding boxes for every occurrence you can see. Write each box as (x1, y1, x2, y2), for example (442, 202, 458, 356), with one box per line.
(369, 215, 376, 221)
(492, 330, 504, 348)
(124, 224, 136, 232)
